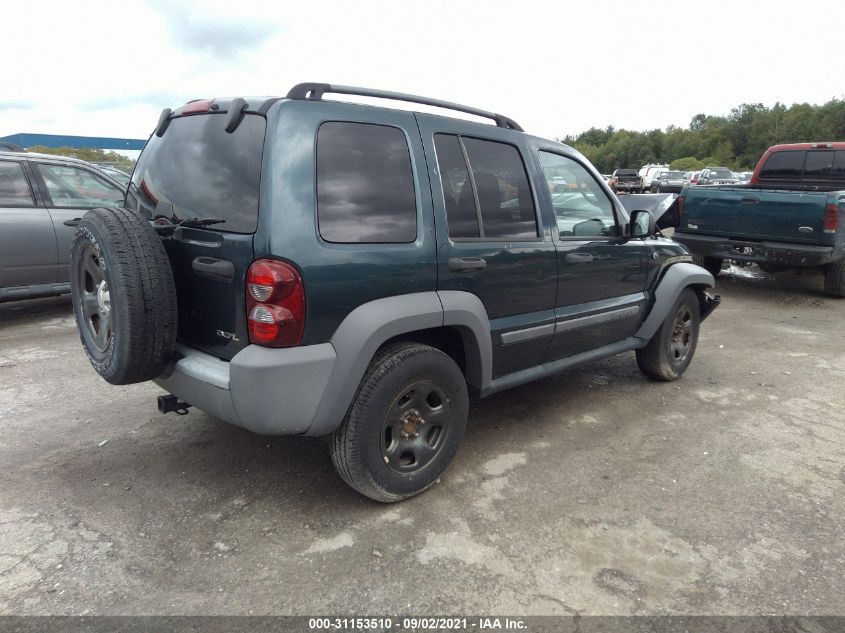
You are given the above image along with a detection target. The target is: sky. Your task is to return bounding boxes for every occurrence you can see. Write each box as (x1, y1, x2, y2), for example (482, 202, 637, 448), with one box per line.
(2, 0, 843, 145)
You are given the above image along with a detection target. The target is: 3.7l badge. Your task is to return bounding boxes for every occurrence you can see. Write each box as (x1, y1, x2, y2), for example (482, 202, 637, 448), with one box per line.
(216, 329, 239, 341)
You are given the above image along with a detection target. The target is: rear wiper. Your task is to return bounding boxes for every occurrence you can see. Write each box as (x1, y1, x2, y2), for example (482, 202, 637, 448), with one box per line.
(178, 217, 226, 228)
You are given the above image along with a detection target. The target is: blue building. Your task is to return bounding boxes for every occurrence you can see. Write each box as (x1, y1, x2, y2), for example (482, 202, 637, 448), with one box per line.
(0, 133, 146, 151)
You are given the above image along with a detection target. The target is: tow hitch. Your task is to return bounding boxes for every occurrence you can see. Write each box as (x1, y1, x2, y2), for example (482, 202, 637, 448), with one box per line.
(157, 394, 192, 416)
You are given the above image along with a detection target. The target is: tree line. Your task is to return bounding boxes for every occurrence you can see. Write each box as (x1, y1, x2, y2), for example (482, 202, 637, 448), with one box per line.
(26, 146, 136, 174)
(560, 99, 845, 174)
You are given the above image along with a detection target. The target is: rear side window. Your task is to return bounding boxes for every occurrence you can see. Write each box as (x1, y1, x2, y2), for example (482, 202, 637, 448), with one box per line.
(434, 135, 479, 238)
(758, 151, 804, 180)
(434, 134, 538, 240)
(316, 122, 417, 244)
(0, 160, 35, 207)
(130, 113, 266, 233)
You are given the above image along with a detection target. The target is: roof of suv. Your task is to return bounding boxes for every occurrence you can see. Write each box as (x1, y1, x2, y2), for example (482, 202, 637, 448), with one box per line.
(162, 83, 525, 135)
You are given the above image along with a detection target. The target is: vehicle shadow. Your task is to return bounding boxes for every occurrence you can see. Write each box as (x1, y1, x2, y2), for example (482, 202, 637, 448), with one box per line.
(0, 295, 73, 326)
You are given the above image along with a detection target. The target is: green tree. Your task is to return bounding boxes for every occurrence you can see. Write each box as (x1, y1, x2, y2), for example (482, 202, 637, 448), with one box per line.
(670, 156, 704, 171)
(26, 146, 135, 173)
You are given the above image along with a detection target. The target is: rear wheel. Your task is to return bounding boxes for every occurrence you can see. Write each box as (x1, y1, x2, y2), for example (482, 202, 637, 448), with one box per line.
(692, 255, 723, 277)
(824, 259, 845, 297)
(330, 343, 468, 502)
(70, 207, 177, 385)
(637, 289, 701, 381)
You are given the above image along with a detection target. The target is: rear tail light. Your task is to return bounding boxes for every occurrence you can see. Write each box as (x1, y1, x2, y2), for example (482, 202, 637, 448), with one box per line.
(246, 259, 305, 347)
(823, 204, 840, 234)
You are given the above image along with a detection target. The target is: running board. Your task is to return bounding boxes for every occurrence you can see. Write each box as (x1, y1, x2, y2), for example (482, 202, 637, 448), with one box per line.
(480, 337, 643, 398)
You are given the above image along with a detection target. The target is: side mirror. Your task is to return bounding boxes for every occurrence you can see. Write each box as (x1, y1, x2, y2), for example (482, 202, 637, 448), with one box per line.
(630, 209, 655, 238)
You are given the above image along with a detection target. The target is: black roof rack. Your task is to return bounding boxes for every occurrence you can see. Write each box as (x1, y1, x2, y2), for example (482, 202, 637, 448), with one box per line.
(286, 83, 524, 132)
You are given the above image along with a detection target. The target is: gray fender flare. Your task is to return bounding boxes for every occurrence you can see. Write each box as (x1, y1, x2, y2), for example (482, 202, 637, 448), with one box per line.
(306, 291, 492, 436)
(635, 262, 714, 342)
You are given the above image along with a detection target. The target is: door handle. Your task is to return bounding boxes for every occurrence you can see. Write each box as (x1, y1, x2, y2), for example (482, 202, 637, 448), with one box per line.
(741, 196, 759, 204)
(63, 218, 82, 227)
(565, 252, 594, 264)
(192, 256, 234, 281)
(448, 257, 487, 272)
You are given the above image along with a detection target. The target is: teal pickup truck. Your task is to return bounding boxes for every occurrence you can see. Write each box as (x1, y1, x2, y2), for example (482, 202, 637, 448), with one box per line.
(673, 143, 845, 296)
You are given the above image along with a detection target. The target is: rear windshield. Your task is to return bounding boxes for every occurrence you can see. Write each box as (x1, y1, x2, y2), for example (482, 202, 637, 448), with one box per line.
(758, 150, 845, 182)
(616, 169, 637, 176)
(130, 113, 266, 233)
(662, 171, 684, 179)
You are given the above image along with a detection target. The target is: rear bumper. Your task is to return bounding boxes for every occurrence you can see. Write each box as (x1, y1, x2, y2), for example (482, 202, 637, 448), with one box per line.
(613, 182, 641, 190)
(673, 232, 839, 267)
(154, 343, 337, 435)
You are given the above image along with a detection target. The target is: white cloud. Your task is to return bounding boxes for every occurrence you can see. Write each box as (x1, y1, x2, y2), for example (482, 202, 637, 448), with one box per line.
(2, 0, 843, 142)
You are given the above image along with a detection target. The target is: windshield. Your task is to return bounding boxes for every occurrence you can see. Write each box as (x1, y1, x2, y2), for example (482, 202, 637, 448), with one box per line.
(130, 113, 266, 233)
(662, 171, 684, 179)
(711, 168, 734, 179)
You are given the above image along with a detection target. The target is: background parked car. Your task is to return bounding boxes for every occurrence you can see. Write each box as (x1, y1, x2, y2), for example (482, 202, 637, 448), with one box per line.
(608, 168, 643, 193)
(639, 164, 670, 192)
(650, 170, 687, 192)
(697, 167, 739, 185)
(0, 150, 125, 301)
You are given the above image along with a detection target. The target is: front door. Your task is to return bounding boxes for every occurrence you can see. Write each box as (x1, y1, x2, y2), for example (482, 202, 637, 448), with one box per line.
(416, 115, 558, 379)
(530, 149, 648, 360)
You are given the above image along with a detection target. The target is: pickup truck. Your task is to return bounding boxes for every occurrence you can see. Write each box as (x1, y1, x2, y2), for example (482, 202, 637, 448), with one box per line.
(672, 143, 845, 296)
(609, 168, 643, 193)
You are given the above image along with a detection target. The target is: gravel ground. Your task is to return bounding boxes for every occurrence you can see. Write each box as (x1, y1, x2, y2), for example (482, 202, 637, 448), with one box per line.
(0, 265, 843, 616)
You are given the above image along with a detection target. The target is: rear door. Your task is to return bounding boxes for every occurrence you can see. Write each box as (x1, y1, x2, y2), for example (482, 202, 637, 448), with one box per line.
(125, 111, 266, 360)
(416, 115, 557, 379)
(0, 159, 57, 289)
(33, 161, 125, 282)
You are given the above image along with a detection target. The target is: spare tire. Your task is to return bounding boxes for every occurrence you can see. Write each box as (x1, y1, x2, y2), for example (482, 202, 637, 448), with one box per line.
(70, 207, 177, 385)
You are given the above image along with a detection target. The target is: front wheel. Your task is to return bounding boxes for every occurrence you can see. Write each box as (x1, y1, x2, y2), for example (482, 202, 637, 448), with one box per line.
(330, 343, 469, 502)
(692, 255, 723, 277)
(637, 289, 701, 381)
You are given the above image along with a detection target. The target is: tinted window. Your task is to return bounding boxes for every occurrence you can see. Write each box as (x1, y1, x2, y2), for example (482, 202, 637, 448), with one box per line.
(0, 161, 35, 207)
(616, 169, 637, 176)
(39, 164, 123, 208)
(710, 168, 734, 179)
(759, 151, 803, 180)
(434, 134, 479, 238)
(803, 150, 834, 179)
(317, 122, 416, 243)
(130, 113, 266, 233)
(539, 152, 617, 237)
(461, 137, 537, 239)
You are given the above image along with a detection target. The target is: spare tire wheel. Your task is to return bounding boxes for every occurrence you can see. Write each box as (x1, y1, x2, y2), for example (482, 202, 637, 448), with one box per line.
(70, 207, 177, 385)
